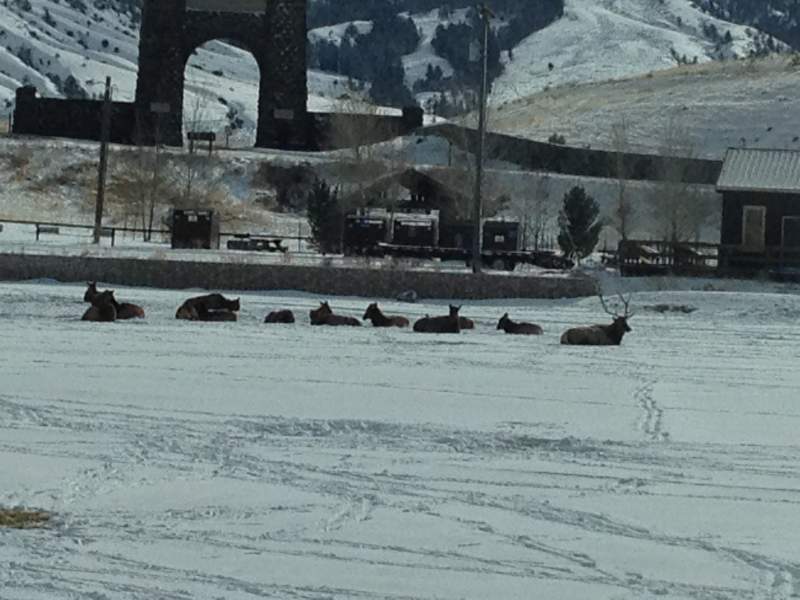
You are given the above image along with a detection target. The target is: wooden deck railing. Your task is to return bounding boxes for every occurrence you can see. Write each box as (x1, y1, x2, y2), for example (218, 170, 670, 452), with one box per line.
(618, 240, 800, 277)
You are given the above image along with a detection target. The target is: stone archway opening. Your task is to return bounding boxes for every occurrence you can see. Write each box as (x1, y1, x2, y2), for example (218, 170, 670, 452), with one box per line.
(183, 39, 261, 148)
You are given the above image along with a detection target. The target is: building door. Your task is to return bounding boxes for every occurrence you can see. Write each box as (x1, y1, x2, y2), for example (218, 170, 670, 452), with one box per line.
(741, 205, 766, 251)
(782, 216, 800, 248)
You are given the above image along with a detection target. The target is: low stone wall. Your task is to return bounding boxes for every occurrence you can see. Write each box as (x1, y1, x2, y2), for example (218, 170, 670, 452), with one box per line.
(0, 254, 597, 299)
(427, 123, 723, 185)
(13, 86, 139, 145)
(12, 85, 424, 151)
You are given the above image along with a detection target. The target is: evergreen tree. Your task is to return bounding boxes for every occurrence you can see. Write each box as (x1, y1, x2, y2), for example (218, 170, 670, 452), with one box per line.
(557, 186, 603, 263)
(306, 179, 343, 254)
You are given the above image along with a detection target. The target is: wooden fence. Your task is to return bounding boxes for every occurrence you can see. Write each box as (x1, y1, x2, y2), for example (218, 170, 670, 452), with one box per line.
(618, 239, 800, 278)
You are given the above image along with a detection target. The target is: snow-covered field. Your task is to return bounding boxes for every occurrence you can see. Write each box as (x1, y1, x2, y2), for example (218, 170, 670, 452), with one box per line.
(1, 280, 799, 599)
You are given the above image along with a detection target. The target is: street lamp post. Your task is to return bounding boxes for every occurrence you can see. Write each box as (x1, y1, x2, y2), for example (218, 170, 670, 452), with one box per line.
(471, 4, 493, 274)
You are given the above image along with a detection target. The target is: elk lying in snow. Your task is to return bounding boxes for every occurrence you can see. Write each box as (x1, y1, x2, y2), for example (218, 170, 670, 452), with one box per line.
(176, 293, 240, 321)
(309, 302, 361, 326)
(497, 313, 543, 335)
(264, 309, 295, 324)
(84, 281, 145, 319)
(362, 303, 409, 328)
(82, 290, 118, 322)
(561, 294, 634, 346)
(413, 305, 462, 334)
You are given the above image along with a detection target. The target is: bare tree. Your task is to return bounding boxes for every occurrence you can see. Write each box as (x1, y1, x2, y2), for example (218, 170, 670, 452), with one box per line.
(513, 173, 553, 250)
(105, 139, 174, 241)
(651, 115, 705, 243)
(610, 118, 635, 241)
(181, 94, 217, 207)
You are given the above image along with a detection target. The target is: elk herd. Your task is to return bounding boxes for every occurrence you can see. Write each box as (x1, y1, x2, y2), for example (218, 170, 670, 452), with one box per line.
(80, 282, 635, 346)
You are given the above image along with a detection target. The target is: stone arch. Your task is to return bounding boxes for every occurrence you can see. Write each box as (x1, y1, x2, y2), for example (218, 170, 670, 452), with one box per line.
(134, 0, 307, 148)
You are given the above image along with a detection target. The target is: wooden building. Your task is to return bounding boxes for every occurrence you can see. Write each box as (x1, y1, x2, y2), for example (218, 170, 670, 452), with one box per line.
(717, 148, 800, 273)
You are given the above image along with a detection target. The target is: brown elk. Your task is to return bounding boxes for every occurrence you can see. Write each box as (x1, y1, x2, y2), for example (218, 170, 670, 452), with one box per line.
(84, 282, 145, 319)
(497, 313, 543, 335)
(309, 301, 361, 326)
(413, 304, 462, 334)
(81, 290, 117, 322)
(264, 309, 295, 324)
(176, 293, 240, 321)
(362, 303, 409, 328)
(560, 294, 634, 346)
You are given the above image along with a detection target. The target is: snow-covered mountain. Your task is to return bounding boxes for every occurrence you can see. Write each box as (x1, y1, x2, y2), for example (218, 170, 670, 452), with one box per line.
(0, 0, 790, 145)
(486, 54, 800, 160)
(490, 0, 786, 105)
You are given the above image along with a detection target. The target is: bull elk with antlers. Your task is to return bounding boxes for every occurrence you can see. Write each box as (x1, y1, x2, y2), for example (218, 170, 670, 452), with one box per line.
(561, 294, 634, 346)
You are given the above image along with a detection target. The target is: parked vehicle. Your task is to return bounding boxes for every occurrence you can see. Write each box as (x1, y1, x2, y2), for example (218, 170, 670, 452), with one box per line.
(343, 208, 573, 271)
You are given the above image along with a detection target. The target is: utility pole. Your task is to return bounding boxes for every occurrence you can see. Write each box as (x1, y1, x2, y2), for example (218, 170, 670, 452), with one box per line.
(93, 76, 112, 244)
(471, 4, 493, 274)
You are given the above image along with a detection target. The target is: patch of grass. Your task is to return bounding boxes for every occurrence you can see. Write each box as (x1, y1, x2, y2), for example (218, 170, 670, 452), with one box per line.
(0, 508, 51, 529)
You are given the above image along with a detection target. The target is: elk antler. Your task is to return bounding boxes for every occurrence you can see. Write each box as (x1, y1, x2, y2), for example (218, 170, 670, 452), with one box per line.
(599, 293, 635, 318)
(618, 293, 635, 318)
(599, 294, 617, 317)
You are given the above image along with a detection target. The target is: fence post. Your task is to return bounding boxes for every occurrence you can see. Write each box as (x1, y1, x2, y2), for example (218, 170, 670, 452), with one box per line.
(111, 228, 116, 248)
(35, 224, 40, 241)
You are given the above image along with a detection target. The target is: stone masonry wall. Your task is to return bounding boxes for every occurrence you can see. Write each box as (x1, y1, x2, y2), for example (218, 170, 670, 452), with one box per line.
(0, 254, 596, 300)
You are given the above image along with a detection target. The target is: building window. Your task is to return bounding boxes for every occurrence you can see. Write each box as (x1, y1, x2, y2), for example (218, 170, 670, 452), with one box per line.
(782, 216, 800, 248)
(741, 205, 766, 251)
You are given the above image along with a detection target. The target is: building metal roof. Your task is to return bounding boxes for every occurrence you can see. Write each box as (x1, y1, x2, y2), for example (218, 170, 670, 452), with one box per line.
(717, 148, 800, 194)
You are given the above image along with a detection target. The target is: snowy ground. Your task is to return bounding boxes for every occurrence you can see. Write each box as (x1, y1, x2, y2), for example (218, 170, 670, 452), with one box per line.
(1, 280, 799, 599)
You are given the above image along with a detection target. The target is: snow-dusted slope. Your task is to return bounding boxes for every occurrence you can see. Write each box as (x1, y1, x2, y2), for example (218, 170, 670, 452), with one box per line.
(1, 0, 784, 118)
(0, 0, 357, 144)
(491, 0, 784, 105)
(488, 55, 800, 159)
(0, 0, 140, 104)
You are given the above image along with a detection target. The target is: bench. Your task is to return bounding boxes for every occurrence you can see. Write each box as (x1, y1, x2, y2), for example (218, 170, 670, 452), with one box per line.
(35, 224, 60, 240)
(227, 236, 287, 253)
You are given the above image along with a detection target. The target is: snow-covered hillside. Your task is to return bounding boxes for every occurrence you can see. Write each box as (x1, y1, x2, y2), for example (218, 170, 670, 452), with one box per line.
(490, 0, 783, 105)
(0, 0, 786, 138)
(0, 0, 359, 144)
(487, 54, 800, 159)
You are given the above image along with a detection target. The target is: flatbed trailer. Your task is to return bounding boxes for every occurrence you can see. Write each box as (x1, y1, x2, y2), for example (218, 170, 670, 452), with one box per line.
(375, 243, 573, 271)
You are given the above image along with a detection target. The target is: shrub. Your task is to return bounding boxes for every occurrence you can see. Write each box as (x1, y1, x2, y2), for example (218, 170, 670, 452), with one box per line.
(0, 508, 50, 529)
(306, 179, 343, 254)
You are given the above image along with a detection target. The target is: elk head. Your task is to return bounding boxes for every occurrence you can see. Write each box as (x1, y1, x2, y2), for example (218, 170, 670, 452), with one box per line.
(600, 293, 634, 334)
(84, 281, 98, 302)
(363, 303, 378, 320)
(497, 313, 510, 330)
